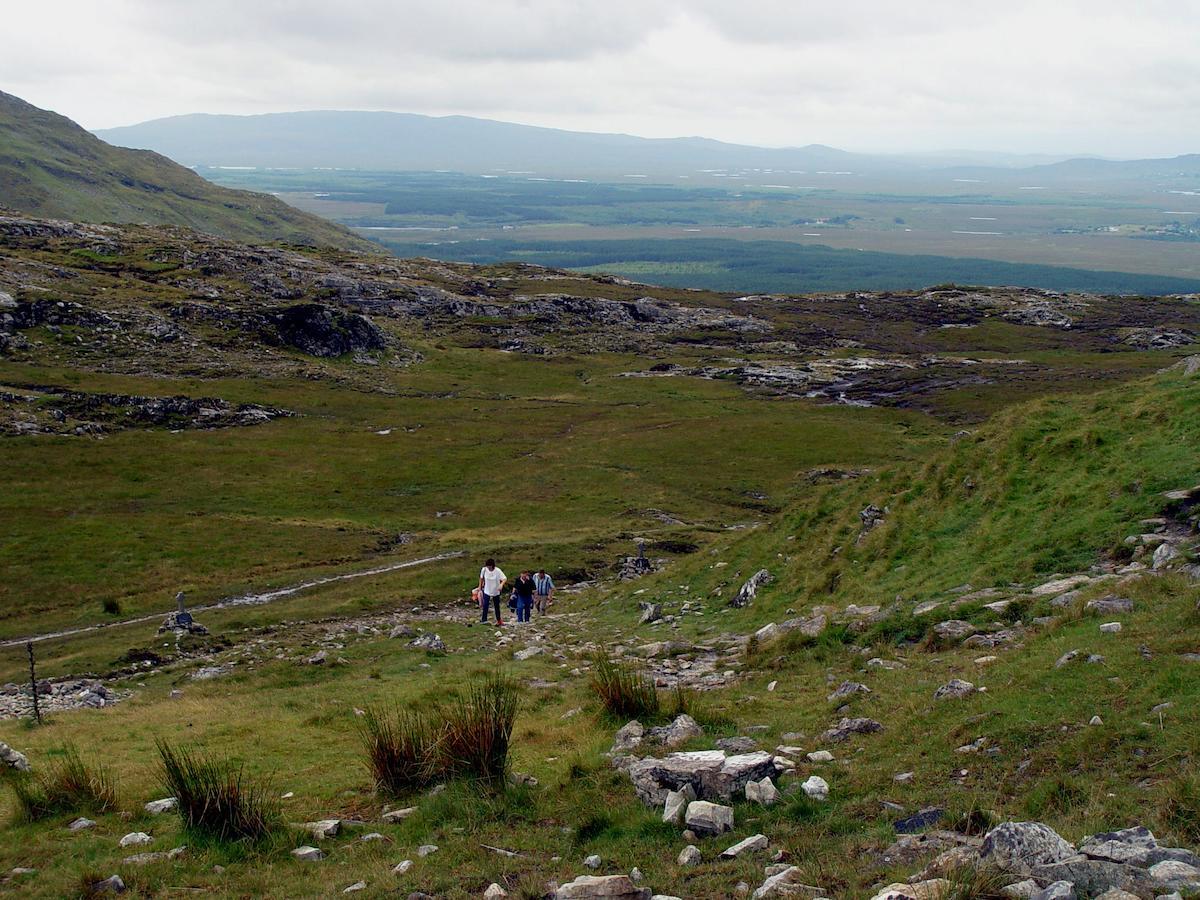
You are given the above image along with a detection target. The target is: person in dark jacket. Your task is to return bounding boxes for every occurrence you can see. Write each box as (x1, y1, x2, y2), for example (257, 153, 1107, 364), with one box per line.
(511, 571, 536, 623)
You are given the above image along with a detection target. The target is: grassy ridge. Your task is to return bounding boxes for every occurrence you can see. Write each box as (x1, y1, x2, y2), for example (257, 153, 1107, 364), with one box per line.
(0, 91, 375, 251)
(623, 357, 1200, 631)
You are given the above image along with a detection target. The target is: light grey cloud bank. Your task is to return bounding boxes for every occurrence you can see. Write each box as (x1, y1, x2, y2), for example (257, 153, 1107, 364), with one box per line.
(4, 0, 1197, 156)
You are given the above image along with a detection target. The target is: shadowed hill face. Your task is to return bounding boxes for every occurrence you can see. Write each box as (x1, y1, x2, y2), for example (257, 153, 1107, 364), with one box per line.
(0, 91, 376, 252)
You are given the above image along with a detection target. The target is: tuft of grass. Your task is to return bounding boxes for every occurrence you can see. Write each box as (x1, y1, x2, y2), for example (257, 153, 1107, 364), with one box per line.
(1023, 774, 1088, 820)
(9, 744, 117, 822)
(590, 655, 660, 720)
(438, 672, 521, 783)
(156, 740, 280, 842)
(1160, 768, 1200, 845)
(101, 598, 121, 615)
(359, 705, 440, 795)
(942, 864, 1013, 900)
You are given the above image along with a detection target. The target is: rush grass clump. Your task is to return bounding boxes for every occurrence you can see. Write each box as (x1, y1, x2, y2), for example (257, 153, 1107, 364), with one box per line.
(9, 744, 117, 822)
(358, 705, 440, 794)
(590, 654, 660, 720)
(439, 673, 521, 783)
(157, 740, 279, 842)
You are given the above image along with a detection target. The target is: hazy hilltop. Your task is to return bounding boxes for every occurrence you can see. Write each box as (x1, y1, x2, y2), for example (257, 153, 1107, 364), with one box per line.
(95, 109, 1200, 182)
(0, 91, 376, 251)
(96, 110, 890, 175)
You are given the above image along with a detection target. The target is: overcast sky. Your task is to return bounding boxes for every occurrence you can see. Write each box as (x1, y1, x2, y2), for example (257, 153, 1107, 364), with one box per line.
(5, 0, 1198, 157)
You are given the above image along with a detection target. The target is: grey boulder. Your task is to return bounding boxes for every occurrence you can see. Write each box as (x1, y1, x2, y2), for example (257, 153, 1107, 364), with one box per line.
(980, 822, 1077, 874)
(684, 800, 734, 836)
(554, 875, 652, 899)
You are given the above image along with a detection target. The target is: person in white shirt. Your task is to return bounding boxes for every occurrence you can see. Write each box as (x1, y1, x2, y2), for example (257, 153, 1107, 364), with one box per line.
(478, 558, 508, 625)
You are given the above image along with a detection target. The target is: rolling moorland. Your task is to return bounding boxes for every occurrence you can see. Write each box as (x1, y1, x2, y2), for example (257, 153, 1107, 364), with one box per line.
(92, 110, 1200, 292)
(1, 206, 1200, 898)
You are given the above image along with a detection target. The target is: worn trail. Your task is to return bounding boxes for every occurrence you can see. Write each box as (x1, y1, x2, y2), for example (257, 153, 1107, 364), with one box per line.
(0, 552, 464, 648)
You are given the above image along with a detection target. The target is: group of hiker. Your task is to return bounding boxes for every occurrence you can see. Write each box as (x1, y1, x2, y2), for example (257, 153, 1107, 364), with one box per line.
(474, 558, 554, 625)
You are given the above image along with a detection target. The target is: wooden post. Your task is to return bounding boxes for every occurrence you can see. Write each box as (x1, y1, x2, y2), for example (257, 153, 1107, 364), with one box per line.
(26, 641, 41, 726)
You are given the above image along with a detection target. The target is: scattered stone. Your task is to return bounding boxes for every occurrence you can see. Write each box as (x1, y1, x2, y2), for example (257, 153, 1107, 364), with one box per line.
(684, 800, 734, 836)
(144, 797, 177, 815)
(802, 776, 829, 801)
(1000, 879, 1040, 898)
(894, 808, 945, 834)
(750, 866, 825, 899)
(1153, 543, 1180, 570)
(1087, 597, 1135, 615)
(933, 620, 977, 643)
(485, 884, 508, 899)
(745, 776, 779, 806)
(1090, 715, 1104, 726)
(411, 633, 447, 652)
(514, 646, 544, 661)
(119, 832, 152, 848)
(648, 714, 703, 748)
(717, 736, 758, 753)
(1028, 883, 1074, 900)
(663, 785, 696, 823)
(807, 750, 833, 763)
(292, 846, 325, 861)
(343, 883, 367, 894)
(612, 721, 645, 754)
(722, 834, 769, 859)
(934, 679, 976, 700)
(731, 569, 773, 607)
(306, 650, 327, 665)
(382, 806, 417, 823)
(1055, 650, 1080, 668)
(393, 860, 413, 875)
(584, 855, 602, 869)
(87, 875, 127, 894)
(678, 845, 702, 866)
(304, 819, 341, 840)
(68, 817, 96, 831)
(639, 603, 663, 625)
(0, 742, 30, 772)
(1149, 859, 1200, 886)
(1099, 622, 1123, 634)
(555, 874, 651, 899)
(417, 844, 438, 857)
(360, 832, 385, 843)
(869, 880, 951, 900)
(1032, 575, 1092, 596)
(390, 624, 416, 639)
(827, 681, 871, 702)
(820, 717, 883, 743)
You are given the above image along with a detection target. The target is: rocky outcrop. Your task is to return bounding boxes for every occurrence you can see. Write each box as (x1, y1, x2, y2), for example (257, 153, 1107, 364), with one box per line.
(272, 303, 389, 358)
(627, 749, 777, 806)
(730, 569, 772, 608)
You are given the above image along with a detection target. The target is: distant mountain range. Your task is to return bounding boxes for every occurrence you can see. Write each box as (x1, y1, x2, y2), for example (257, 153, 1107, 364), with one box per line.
(96, 110, 1200, 181)
(0, 92, 375, 251)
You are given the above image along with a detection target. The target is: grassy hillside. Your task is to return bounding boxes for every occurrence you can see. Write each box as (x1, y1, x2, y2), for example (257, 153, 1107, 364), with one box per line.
(0, 357, 1197, 898)
(0, 92, 375, 251)
(637, 356, 1200, 626)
